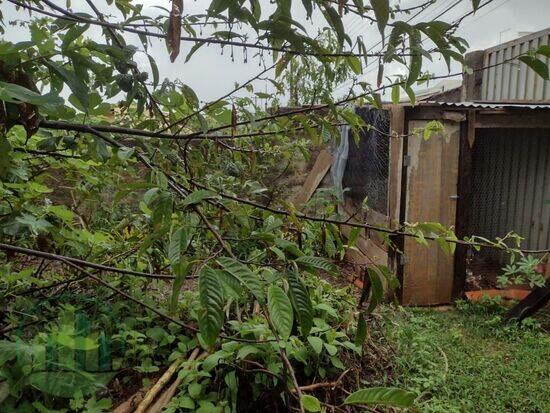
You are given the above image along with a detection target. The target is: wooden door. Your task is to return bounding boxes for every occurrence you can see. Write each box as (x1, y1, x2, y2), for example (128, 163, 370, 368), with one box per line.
(401, 121, 460, 305)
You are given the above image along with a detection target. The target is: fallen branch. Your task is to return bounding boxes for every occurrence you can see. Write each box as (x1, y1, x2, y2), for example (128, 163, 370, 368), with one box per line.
(146, 350, 208, 413)
(0, 243, 174, 280)
(135, 348, 200, 413)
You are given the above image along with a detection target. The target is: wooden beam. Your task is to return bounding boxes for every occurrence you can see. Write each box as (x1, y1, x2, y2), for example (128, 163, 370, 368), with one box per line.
(292, 149, 333, 206)
(475, 113, 550, 128)
(467, 110, 476, 148)
(388, 105, 405, 229)
(453, 121, 472, 300)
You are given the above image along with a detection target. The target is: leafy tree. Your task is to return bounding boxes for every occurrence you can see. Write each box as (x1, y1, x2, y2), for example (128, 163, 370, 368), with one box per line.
(0, 0, 548, 411)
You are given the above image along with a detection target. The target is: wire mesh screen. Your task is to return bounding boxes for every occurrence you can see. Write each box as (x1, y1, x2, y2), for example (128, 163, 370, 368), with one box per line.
(342, 106, 390, 214)
(465, 128, 550, 266)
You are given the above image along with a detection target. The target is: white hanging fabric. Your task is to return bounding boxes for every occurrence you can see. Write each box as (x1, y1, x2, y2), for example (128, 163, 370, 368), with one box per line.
(330, 123, 350, 201)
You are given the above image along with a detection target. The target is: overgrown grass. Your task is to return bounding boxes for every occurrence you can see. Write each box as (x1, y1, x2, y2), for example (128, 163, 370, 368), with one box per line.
(383, 301, 550, 412)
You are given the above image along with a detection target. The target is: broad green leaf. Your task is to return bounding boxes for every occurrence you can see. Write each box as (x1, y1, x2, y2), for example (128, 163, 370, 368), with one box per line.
(185, 42, 206, 63)
(217, 257, 265, 303)
(407, 28, 422, 87)
(354, 313, 367, 346)
(323, 5, 345, 48)
(370, 0, 390, 39)
(181, 189, 218, 207)
(471, 0, 481, 11)
(62, 23, 89, 51)
(169, 258, 190, 314)
(301, 0, 313, 18)
(147, 53, 160, 88)
(267, 285, 293, 340)
(198, 266, 225, 347)
(391, 84, 400, 104)
(45, 61, 89, 109)
(168, 225, 192, 266)
(366, 267, 384, 313)
(307, 336, 323, 355)
(302, 394, 321, 412)
(344, 387, 416, 408)
(28, 371, 111, 398)
(403, 84, 416, 105)
(519, 55, 549, 80)
(294, 256, 338, 276)
(287, 270, 313, 336)
(0, 135, 12, 175)
(322, 342, 336, 356)
(536, 45, 550, 58)
(0, 81, 63, 109)
(346, 55, 362, 74)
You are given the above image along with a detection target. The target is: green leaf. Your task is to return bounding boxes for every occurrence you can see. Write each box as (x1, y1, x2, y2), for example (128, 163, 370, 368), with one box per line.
(28, 371, 111, 398)
(45, 61, 89, 109)
(301, 0, 313, 18)
(185, 42, 205, 63)
(181, 189, 218, 207)
(471, 0, 481, 11)
(267, 285, 293, 340)
(168, 225, 192, 266)
(370, 0, 390, 39)
(407, 29, 422, 87)
(181, 83, 199, 108)
(169, 258, 190, 314)
(324, 342, 338, 356)
(0, 135, 12, 175)
(423, 120, 444, 140)
(307, 336, 323, 355)
(346, 55, 362, 74)
(0, 81, 63, 109)
(198, 266, 225, 347)
(62, 24, 89, 51)
(391, 85, 400, 104)
(366, 267, 384, 313)
(323, 5, 345, 48)
(287, 270, 313, 336)
(536, 45, 550, 58)
(294, 256, 338, 276)
(519, 55, 549, 80)
(355, 313, 368, 346)
(147, 53, 160, 88)
(302, 394, 321, 412)
(217, 257, 265, 303)
(344, 387, 416, 408)
(403, 84, 416, 105)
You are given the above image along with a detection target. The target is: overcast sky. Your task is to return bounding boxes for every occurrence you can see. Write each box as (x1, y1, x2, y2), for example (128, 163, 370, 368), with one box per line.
(3, 0, 550, 102)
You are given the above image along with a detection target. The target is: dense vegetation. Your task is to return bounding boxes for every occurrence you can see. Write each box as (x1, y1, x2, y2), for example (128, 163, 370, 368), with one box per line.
(1, 0, 549, 411)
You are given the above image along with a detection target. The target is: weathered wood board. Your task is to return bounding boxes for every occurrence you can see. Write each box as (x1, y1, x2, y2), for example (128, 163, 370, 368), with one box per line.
(293, 149, 333, 206)
(388, 105, 405, 229)
(402, 121, 460, 305)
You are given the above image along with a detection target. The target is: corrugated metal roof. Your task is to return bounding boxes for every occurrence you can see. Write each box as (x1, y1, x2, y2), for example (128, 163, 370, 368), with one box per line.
(425, 101, 550, 109)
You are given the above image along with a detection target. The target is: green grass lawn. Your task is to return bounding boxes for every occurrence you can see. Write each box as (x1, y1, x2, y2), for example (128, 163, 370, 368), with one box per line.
(383, 302, 550, 412)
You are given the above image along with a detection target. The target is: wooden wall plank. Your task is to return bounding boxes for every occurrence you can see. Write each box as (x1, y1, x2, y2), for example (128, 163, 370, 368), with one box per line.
(402, 121, 460, 305)
(388, 105, 405, 229)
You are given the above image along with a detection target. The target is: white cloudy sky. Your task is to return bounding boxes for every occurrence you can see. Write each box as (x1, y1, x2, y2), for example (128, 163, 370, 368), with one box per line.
(3, 0, 550, 102)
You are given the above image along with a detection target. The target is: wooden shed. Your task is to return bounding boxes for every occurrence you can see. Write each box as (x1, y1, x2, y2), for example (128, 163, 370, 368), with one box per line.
(382, 102, 550, 305)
